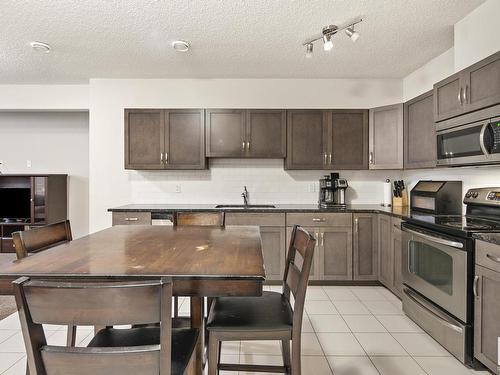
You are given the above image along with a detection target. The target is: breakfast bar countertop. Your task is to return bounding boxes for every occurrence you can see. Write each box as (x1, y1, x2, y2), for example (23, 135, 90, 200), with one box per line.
(108, 203, 411, 219)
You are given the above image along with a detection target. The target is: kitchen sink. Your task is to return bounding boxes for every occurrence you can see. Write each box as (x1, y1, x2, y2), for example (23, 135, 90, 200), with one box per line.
(215, 204, 276, 209)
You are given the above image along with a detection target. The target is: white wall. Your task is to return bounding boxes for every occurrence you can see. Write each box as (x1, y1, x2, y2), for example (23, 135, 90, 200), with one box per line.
(0, 112, 89, 238)
(454, 0, 500, 71)
(0, 85, 88, 110)
(89, 78, 402, 232)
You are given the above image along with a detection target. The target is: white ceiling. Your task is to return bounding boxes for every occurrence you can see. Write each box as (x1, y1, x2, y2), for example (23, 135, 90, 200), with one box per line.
(0, 0, 484, 83)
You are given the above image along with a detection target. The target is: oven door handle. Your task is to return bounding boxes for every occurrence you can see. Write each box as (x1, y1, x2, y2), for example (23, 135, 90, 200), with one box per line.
(403, 287, 463, 333)
(402, 227, 464, 249)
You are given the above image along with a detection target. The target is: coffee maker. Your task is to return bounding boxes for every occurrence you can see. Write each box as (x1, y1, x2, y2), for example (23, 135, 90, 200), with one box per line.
(319, 173, 348, 208)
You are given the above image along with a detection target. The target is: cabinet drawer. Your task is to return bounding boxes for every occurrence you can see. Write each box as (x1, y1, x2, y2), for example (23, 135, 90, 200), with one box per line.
(112, 212, 152, 226)
(225, 213, 285, 227)
(476, 240, 500, 273)
(286, 213, 352, 227)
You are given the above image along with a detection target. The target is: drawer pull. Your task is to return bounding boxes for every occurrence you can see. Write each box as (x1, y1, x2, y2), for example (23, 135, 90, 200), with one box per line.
(473, 275, 479, 298)
(312, 218, 326, 222)
(124, 217, 139, 221)
(486, 253, 500, 264)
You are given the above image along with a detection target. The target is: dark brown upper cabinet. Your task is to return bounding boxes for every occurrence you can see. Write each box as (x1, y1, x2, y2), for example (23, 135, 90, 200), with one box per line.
(369, 104, 404, 170)
(125, 109, 206, 170)
(329, 110, 369, 170)
(206, 109, 286, 158)
(404, 90, 436, 169)
(286, 110, 328, 169)
(434, 51, 500, 122)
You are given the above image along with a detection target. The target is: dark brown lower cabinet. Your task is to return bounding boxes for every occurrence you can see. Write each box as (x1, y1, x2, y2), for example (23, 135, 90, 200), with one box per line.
(474, 264, 500, 373)
(287, 226, 320, 281)
(353, 214, 378, 280)
(259, 226, 286, 281)
(320, 226, 353, 280)
(392, 218, 403, 297)
(378, 214, 394, 288)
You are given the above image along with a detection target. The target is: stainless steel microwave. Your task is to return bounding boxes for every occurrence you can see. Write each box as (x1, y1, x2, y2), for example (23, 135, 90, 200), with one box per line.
(436, 116, 500, 166)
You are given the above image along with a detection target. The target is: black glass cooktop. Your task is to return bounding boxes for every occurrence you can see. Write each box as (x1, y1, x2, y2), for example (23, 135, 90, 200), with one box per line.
(407, 214, 500, 236)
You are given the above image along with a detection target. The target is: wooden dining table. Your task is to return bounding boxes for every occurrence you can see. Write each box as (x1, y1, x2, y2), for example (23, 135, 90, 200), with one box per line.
(0, 225, 266, 375)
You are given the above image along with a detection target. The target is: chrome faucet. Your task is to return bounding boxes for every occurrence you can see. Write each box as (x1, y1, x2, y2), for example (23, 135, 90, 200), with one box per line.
(242, 186, 249, 206)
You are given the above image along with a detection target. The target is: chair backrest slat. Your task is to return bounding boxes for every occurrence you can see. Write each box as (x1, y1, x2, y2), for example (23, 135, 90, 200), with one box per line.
(282, 225, 316, 315)
(41, 346, 160, 375)
(23, 280, 162, 326)
(12, 220, 72, 260)
(14, 277, 173, 375)
(175, 212, 225, 227)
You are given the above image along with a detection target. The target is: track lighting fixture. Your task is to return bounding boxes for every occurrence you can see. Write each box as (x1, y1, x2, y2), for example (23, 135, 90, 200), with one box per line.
(303, 17, 362, 57)
(345, 26, 360, 42)
(305, 43, 313, 58)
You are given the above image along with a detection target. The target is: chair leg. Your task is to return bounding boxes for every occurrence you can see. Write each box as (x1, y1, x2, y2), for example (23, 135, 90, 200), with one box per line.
(66, 325, 77, 347)
(208, 334, 219, 375)
(25, 361, 29, 375)
(291, 336, 301, 375)
(281, 339, 291, 374)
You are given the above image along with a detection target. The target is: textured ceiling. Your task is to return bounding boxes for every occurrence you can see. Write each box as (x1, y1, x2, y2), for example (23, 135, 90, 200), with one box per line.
(0, 0, 484, 83)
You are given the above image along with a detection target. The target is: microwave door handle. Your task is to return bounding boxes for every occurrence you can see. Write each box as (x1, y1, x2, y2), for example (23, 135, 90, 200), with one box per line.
(479, 123, 489, 156)
(402, 227, 464, 249)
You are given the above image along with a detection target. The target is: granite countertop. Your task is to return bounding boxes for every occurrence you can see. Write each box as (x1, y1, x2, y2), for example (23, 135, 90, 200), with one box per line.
(108, 204, 410, 219)
(473, 233, 500, 246)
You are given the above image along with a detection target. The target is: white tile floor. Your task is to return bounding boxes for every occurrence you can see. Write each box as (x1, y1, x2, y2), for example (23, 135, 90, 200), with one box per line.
(0, 286, 492, 375)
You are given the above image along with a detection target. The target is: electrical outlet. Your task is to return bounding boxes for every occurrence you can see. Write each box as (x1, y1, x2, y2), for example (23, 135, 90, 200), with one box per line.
(26, 160, 32, 168)
(175, 184, 181, 193)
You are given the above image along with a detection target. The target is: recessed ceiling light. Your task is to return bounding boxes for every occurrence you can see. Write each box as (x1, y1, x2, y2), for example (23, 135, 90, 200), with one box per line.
(30, 41, 51, 53)
(172, 40, 190, 52)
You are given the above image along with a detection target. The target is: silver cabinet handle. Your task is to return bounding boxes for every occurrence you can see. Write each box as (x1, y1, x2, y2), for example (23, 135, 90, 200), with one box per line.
(473, 275, 479, 297)
(124, 217, 138, 221)
(369, 151, 374, 164)
(312, 218, 326, 222)
(354, 218, 359, 233)
(329, 152, 332, 164)
(165, 152, 168, 164)
(242, 141, 245, 151)
(246, 141, 250, 151)
(320, 232, 324, 247)
(315, 232, 319, 245)
(160, 152, 164, 163)
(324, 152, 327, 165)
(458, 88, 463, 105)
(486, 253, 500, 264)
(463, 84, 468, 104)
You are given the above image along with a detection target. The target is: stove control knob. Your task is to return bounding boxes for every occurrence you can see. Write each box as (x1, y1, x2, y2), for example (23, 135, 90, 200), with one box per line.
(465, 192, 472, 198)
(472, 192, 479, 198)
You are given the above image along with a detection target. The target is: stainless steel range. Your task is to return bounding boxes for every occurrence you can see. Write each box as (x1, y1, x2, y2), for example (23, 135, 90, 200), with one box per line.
(402, 187, 500, 365)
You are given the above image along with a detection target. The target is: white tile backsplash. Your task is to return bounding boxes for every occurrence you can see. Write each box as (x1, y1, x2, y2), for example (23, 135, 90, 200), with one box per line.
(129, 159, 402, 205)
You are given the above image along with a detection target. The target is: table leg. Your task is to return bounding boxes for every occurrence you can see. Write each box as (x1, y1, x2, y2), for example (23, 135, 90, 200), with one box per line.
(191, 296, 204, 375)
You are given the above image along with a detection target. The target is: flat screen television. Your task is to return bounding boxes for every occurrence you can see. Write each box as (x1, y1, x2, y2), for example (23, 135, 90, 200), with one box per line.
(0, 188, 31, 219)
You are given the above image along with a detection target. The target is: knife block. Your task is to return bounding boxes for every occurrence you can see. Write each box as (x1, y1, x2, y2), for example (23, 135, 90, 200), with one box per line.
(392, 189, 408, 207)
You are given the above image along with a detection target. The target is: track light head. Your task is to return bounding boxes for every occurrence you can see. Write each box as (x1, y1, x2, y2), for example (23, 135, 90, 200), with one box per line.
(323, 35, 333, 51)
(305, 43, 313, 58)
(345, 27, 360, 42)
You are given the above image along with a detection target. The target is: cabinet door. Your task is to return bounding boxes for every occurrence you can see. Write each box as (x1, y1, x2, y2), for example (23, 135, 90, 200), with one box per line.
(206, 109, 245, 157)
(392, 218, 403, 297)
(287, 227, 320, 281)
(378, 215, 393, 288)
(433, 73, 464, 122)
(164, 109, 206, 169)
(260, 226, 286, 281)
(330, 110, 369, 170)
(404, 91, 436, 169)
(353, 214, 378, 280)
(320, 227, 353, 280)
(286, 110, 329, 170)
(463, 51, 500, 114)
(369, 104, 403, 169)
(124, 109, 164, 169)
(246, 110, 286, 158)
(474, 264, 500, 373)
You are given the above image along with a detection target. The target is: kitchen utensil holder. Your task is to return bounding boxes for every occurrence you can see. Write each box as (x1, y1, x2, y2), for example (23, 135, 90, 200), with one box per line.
(392, 189, 408, 207)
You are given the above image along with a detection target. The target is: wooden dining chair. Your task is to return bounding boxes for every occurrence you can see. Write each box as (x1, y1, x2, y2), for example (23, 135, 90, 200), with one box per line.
(206, 225, 316, 375)
(12, 220, 73, 260)
(13, 277, 199, 375)
(173, 212, 225, 320)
